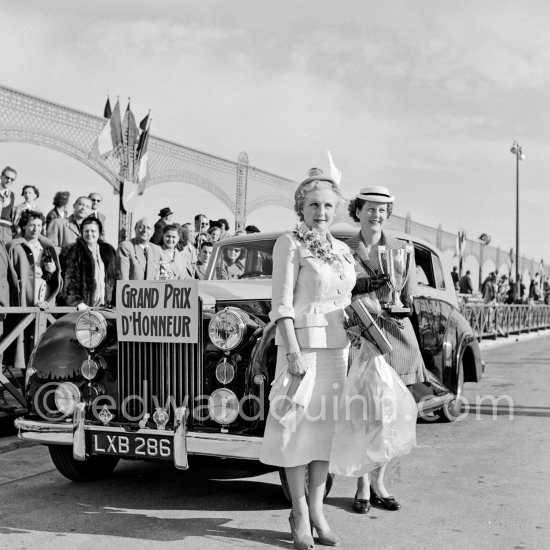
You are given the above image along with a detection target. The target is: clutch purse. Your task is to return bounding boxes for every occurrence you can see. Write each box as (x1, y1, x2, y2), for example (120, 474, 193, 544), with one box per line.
(345, 298, 393, 355)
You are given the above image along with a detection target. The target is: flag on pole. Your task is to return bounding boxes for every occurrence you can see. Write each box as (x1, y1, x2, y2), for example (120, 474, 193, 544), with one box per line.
(103, 97, 112, 119)
(137, 126, 150, 182)
(97, 99, 122, 157)
(122, 102, 140, 177)
(139, 110, 150, 131)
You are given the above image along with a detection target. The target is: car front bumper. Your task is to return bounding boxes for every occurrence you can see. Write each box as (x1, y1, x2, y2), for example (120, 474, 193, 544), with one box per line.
(15, 404, 262, 469)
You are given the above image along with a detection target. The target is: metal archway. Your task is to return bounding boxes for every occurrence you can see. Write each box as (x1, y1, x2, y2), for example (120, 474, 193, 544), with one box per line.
(0, 82, 297, 233)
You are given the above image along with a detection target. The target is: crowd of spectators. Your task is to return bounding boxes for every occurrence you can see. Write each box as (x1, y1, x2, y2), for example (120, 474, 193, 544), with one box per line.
(0, 165, 262, 321)
(452, 264, 550, 305)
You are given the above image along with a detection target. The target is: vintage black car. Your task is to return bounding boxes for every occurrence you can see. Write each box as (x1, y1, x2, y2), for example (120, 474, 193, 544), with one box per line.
(15, 228, 483, 486)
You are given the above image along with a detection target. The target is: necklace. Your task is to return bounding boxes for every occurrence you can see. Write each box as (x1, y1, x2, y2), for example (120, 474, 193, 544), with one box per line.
(292, 224, 341, 268)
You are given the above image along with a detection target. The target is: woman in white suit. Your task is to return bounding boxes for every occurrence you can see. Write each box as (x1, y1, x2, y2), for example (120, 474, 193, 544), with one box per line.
(260, 167, 356, 549)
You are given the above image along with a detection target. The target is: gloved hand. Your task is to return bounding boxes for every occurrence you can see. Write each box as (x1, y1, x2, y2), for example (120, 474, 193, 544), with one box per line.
(346, 325, 363, 348)
(402, 297, 414, 316)
(355, 273, 390, 294)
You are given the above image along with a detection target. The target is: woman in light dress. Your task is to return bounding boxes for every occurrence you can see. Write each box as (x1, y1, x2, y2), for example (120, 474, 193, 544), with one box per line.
(260, 167, 356, 549)
(159, 225, 193, 280)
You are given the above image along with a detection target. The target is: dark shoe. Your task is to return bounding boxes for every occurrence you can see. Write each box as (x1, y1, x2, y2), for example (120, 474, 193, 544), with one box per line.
(353, 491, 371, 514)
(289, 512, 314, 550)
(371, 493, 401, 511)
(311, 519, 340, 546)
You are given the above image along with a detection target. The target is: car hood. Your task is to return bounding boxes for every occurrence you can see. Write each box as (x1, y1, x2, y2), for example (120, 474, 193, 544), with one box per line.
(198, 279, 272, 306)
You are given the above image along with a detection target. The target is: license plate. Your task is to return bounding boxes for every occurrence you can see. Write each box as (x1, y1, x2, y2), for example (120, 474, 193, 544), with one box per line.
(90, 432, 173, 460)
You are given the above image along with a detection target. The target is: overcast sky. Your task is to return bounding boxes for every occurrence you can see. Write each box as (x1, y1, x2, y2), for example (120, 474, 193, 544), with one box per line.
(1, 0, 549, 261)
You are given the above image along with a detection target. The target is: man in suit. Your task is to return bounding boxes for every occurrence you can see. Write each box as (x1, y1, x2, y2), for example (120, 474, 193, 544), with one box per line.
(117, 217, 161, 280)
(47, 196, 92, 253)
(0, 166, 17, 244)
(459, 270, 474, 294)
(88, 192, 106, 237)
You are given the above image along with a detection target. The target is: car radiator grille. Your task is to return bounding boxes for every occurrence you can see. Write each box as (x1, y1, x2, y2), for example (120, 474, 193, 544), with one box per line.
(117, 322, 203, 424)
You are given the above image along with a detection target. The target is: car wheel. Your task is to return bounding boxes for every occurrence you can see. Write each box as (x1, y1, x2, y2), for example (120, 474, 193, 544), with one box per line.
(440, 356, 465, 422)
(48, 445, 120, 482)
(278, 468, 334, 502)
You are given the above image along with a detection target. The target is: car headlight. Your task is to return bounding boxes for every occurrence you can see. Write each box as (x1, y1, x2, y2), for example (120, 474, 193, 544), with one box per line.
(208, 309, 246, 351)
(208, 388, 239, 425)
(81, 358, 99, 381)
(75, 311, 107, 349)
(54, 382, 81, 416)
(215, 358, 235, 385)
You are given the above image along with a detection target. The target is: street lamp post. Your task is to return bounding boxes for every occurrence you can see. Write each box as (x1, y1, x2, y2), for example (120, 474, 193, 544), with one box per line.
(478, 233, 491, 293)
(510, 141, 524, 302)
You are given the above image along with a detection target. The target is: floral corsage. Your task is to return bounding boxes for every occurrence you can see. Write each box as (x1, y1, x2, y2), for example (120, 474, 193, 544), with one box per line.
(292, 224, 341, 267)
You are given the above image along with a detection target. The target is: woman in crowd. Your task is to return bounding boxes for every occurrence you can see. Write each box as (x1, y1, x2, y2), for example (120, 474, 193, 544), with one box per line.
(60, 216, 118, 309)
(217, 218, 230, 239)
(7, 210, 61, 368)
(45, 190, 70, 230)
(12, 185, 40, 233)
(208, 222, 222, 243)
(345, 186, 427, 513)
(260, 168, 356, 549)
(159, 224, 194, 279)
(219, 245, 245, 279)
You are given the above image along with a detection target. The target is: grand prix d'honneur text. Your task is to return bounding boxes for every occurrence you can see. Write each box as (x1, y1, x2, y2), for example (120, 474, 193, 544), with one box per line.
(116, 280, 199, 343)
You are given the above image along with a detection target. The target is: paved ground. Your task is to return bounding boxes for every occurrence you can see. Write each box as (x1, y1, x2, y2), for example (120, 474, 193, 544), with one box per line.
(0, 332, 549, 550)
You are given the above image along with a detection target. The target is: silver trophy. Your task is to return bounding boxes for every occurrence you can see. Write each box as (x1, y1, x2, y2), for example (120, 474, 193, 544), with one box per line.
(378, 244, 414, 314)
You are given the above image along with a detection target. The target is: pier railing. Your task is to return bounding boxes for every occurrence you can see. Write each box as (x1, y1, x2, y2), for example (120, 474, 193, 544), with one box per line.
(460, 303, 550, 340)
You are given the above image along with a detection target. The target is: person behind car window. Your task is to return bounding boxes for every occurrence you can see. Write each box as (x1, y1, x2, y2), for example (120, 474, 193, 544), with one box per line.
(219, 246, 246, 279)
(195, 241, 213, 280)
(60, 217, 118, 310)
(158, 224, 193, 280)
(5, 210, 61, 369)
(259, 167, 356, 549)
(344, 186, 428, 513)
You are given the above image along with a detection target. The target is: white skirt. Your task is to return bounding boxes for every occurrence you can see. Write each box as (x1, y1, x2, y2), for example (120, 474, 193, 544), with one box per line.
(329, 340, 417, 477)
(259, 346, 348, 468)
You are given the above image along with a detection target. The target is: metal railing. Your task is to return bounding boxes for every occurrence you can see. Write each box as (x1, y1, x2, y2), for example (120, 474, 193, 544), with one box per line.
(460, 303, 550, 340)
(0, 307, 74, 408)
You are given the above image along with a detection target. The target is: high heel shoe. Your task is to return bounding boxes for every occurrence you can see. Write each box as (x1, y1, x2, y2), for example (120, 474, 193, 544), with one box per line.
(310, 519, 340, 547)
(370, 485, 401, 511)
(353, 491, 371, 514)
(289, 512, 315, 550)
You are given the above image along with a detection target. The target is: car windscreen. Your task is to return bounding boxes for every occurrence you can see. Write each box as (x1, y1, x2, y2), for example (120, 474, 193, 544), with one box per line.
(210, 235, 443, 289)
(210, 240, 276, 280)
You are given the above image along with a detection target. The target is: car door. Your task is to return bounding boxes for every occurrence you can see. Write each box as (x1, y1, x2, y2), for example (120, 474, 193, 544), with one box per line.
(412, 244, 455, 383)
